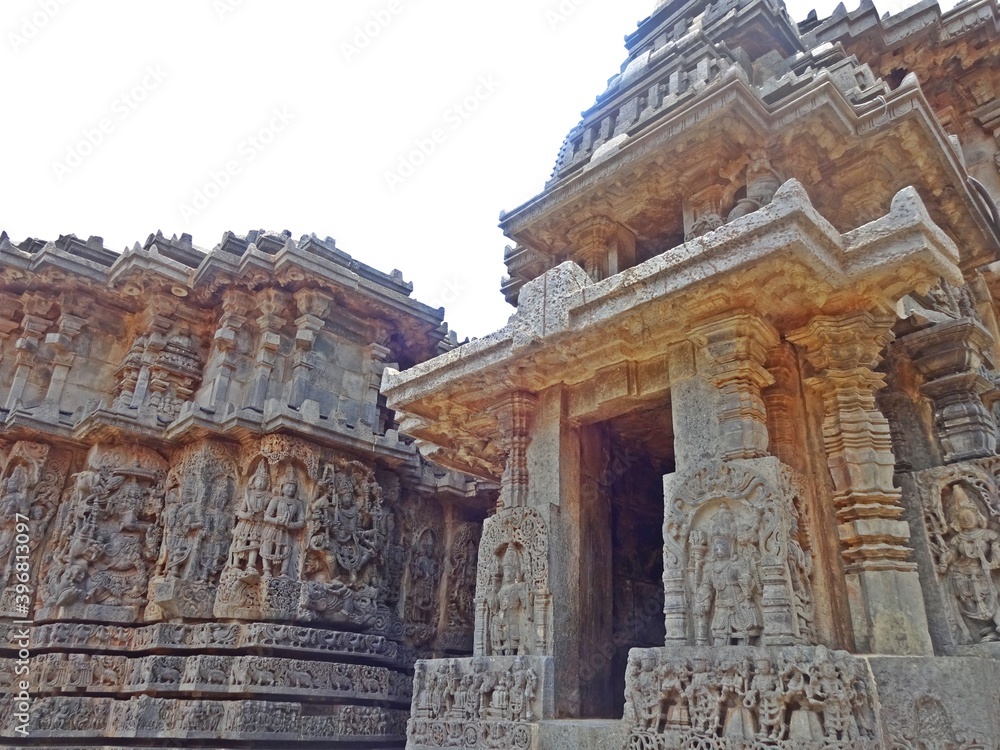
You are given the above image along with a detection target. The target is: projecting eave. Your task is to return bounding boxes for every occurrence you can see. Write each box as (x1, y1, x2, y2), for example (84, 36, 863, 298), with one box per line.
(385, 178, 961, 480)
(501, 62, 999, 282)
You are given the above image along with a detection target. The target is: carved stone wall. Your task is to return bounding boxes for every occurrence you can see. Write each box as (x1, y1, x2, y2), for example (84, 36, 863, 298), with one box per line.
(622, 645, 886, 750)
(407, 655, 553, 750)
(663, 458, 816, 650)
(0, 229, 492, 747)
(474, 506, 552, 658)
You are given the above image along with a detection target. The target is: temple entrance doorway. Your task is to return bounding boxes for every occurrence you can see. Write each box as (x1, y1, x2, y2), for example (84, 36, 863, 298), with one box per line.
(595, 401, 674, 716)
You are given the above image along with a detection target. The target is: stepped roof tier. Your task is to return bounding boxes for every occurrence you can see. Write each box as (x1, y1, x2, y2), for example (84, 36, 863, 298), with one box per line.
(497, 0, 999, 306)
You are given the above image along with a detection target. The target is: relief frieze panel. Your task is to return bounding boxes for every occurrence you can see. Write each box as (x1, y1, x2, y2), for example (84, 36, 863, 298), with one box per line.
(0, 441, 73, 618)
(475, 507, 551, 658)
(912, 458, 1000, 647)
(623, 646, 878, 750)
(663, 458, 816, 649)
(37, 444, 167, 624)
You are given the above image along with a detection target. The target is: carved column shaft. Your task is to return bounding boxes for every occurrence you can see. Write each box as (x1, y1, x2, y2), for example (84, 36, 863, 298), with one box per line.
(568, 216, 636, 281)
(0, 294, 22, 366)
(491, 392, 537, 509)
(5, 313, 52, 411)
(43, 313, 87, 408)
(287, 290, 330, 411)
(246, 311, 285, 413)
(789, 311, 933, 655)
(693, 312, 779, 461)
(201, 295, 249, 414)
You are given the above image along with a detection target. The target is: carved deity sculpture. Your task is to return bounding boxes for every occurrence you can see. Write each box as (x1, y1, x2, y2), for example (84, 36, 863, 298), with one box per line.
(260, 466, 305, 578)
(744, 656, 785, 740)
(0, 466, 29, 586)
(408, 529, 440, 625)
(157, 487, 203, 579)
(808, 656, 860, 742)
(43, 455, 165, 619)
(330, 470, 378, 582)
(692, 509, 763, 646)
(228, 461, 270, 578)
(487, 546, 533, 656)
(937, 484, 1000, 642)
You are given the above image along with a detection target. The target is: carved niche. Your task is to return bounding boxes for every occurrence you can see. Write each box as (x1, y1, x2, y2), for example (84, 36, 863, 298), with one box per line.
(915, 458, 1000, 645)
(663, 459, 816, 647)
(38, 444, 168, 623)
(212, 434, 399, 631)
(0, 441, 73, 618)
(299, 456, 392, 627)
(474, 507, 551, 657)
(113, 312, 204, 426)
(439, 522, 481, 652)
(214, 448, 310, 621)
(146, 441, 238, 621)
(402, 498, 445, 647)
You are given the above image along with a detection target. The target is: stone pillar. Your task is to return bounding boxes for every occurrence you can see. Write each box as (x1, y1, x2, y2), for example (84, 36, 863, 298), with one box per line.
(363, 341, 392, 432)
(0, 293, 22, 365)
(4, 293, 56, 412)
(568, 216, 636, 281)
(523, 385, 592, 718)
(491, 391, 537, 509)
(40, 312, 87, 416)
(898, 318, 998, 464)
(692, 312, 779, 460)
(245, 291, 287, 413)
(788, 311, 934, 655)
(200, 293, 249, 414)
(288, 289, 330, 411)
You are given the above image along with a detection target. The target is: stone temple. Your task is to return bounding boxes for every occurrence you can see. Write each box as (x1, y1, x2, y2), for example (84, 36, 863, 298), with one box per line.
(3, 0, 1000, 747)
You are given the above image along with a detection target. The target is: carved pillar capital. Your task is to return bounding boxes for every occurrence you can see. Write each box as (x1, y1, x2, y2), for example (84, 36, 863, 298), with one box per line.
(489, 392, 537, 509)
(692, 311, 779, 460)
(568, 215, 636, 280)
(898, 317, 998, 463)
(788, 310, 896, 373)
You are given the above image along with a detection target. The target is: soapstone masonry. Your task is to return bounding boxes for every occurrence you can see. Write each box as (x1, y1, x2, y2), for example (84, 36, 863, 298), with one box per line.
(0, 229, 496, 747)
(381, 0, 1000, 747)
(3, 0, 1000, 747)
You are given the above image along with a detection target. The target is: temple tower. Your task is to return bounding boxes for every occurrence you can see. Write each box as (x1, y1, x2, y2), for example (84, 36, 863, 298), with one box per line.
(384, 0, 1000, 747)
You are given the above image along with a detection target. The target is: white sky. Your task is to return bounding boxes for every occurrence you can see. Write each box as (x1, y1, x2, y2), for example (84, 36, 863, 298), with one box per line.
(2, 0, 950, 340)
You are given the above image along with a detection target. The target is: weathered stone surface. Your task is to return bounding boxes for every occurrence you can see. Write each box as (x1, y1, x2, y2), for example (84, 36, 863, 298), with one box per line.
(382, 0, 1000, 747)
(0, 229, 494, 747)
